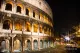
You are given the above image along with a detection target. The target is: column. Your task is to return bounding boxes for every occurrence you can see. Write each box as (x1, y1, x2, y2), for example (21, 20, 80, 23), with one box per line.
(38, 24, 39, 35)
(5, 39, 9, 51)
(11, 37, 14, 53)
(22, 36, 24, 53)
(31, 37, 33, 50)
(31, 23, 33, 35)
(38, 38, 40, 50)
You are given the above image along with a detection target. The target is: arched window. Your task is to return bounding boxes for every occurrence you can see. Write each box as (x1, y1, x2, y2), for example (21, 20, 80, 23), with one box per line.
(39, 14, 40, 19)
(44, 27, 47, 34)
(33, 24, 38, 32)
(40, 13, 43, 20)
(26, 9, 29, 16)
(39, 25, 42, 33)
(3, 20, 10, 29)
(40, 40, 43, 48)
(17, 6, 21, 13)
(5, 3, 12, 11)
(25, 22, 31, 32)
(27, 40, 31, 50)
(14, 39, 21, 51)
(43, 40, 47, 48)
(1, 40, 6, 51)
(15, 22, 22, 31)
(33, 40, 38, 50)
(33, 11, 35, 17)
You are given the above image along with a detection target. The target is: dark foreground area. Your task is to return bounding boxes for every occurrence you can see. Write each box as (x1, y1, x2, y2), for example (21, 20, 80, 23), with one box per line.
(0, 46, 80, 53)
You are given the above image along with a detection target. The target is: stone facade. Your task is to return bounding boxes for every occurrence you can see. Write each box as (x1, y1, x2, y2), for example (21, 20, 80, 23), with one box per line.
(0, 0, 54, 53)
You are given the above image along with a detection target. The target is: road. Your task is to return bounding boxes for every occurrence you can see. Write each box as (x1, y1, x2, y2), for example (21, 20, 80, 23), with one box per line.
(25, 45, 80, 53)
(24, 45, 68, 53)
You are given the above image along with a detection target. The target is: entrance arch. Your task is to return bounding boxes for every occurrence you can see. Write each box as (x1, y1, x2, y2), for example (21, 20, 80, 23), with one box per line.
(13, 39, 21, 52)
(40, 40, 43, 48)
(27, 40, 31, 50)
(33, 40, 38, 50)
(43, 40, 48, 48)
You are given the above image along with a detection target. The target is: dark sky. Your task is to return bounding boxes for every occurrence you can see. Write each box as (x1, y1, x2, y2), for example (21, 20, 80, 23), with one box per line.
(46, 0, 78, 36)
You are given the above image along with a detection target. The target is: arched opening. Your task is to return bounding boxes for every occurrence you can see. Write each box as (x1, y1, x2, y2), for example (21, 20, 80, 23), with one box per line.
(3, 20, 10, 29)
(33, 11, 35, 18)
(33, 40, 38, 50)
(44, 27, 47, 34)
(39, 14, 40, 19)
(17, 6, 21, 13)
(0, 40, 6, 52)
(25, 22, 31, 32)
(15, 21, 22, 31)
(33, 24, 38, 32)
(48, 40, 50, 47)
(13, 39, 21, 52)
(5, 3, 12, 11)
(40, 40, 43, 48)
(27, 40, 31, 50)
(39, 25, 42, 33)
(43, 40, 47, 48)
(26, 9, 29, 16)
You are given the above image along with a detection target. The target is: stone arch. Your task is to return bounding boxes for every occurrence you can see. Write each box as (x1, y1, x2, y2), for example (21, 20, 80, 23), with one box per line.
(13, 39, 21, 52)
(43, 40, 48, 48)
(33, 40, 38, 50)
(40, 40, 43, 48)
(5, 3, 12, 11)
(16, 5, 21, 13)
(15, 20, 22, 31)
(26, 8, 29, 16)
(0, 40, 6, 52)
(3, 19, 12, 30)
(27, 39, 31, 50)
(33, 11, 35, 17)
(33, 23, 38, 32)
(25, 21, 31, 32)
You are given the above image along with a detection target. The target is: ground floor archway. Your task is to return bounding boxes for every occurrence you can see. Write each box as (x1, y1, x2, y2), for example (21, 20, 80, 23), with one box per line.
(0, 39, 10, 53)
(33, 40, 38, 50)
(40, 40, 43, 48)
(27, 40, 31, 50)
(13, 39, 22, 52)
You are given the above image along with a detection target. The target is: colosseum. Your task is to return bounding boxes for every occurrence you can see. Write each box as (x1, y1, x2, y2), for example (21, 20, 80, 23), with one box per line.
(0, 0, 54, 53)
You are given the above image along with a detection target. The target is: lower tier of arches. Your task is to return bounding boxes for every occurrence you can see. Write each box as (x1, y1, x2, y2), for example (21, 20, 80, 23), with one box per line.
(0, 33, 54, 53)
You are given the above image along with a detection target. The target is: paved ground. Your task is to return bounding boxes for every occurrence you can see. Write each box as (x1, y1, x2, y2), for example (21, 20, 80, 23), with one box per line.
(24, 45, 66, 53)
(24, 45, 80, 53)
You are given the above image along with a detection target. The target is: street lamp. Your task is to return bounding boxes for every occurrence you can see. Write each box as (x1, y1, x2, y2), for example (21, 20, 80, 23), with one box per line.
(64, 36, 70, 45)
(65, 36, 70, 41)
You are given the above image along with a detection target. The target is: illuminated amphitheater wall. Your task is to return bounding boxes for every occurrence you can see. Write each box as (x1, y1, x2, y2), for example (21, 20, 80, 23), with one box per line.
(0, 0, 53, 53)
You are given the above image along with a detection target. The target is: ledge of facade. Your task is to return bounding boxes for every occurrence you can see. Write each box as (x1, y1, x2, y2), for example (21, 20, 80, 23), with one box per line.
(39, 33, 43, 36)
(44, 34, 48, 36)
(12, 30, 22, 34)
(0, 11, 52, 28)
(23, 31, 31, 35)
(32, 32, 38, 36)
(1, 29, 11, 33)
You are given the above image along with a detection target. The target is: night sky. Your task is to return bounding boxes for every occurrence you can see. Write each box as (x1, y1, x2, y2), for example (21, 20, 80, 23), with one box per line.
(46, 0, 78, 36)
